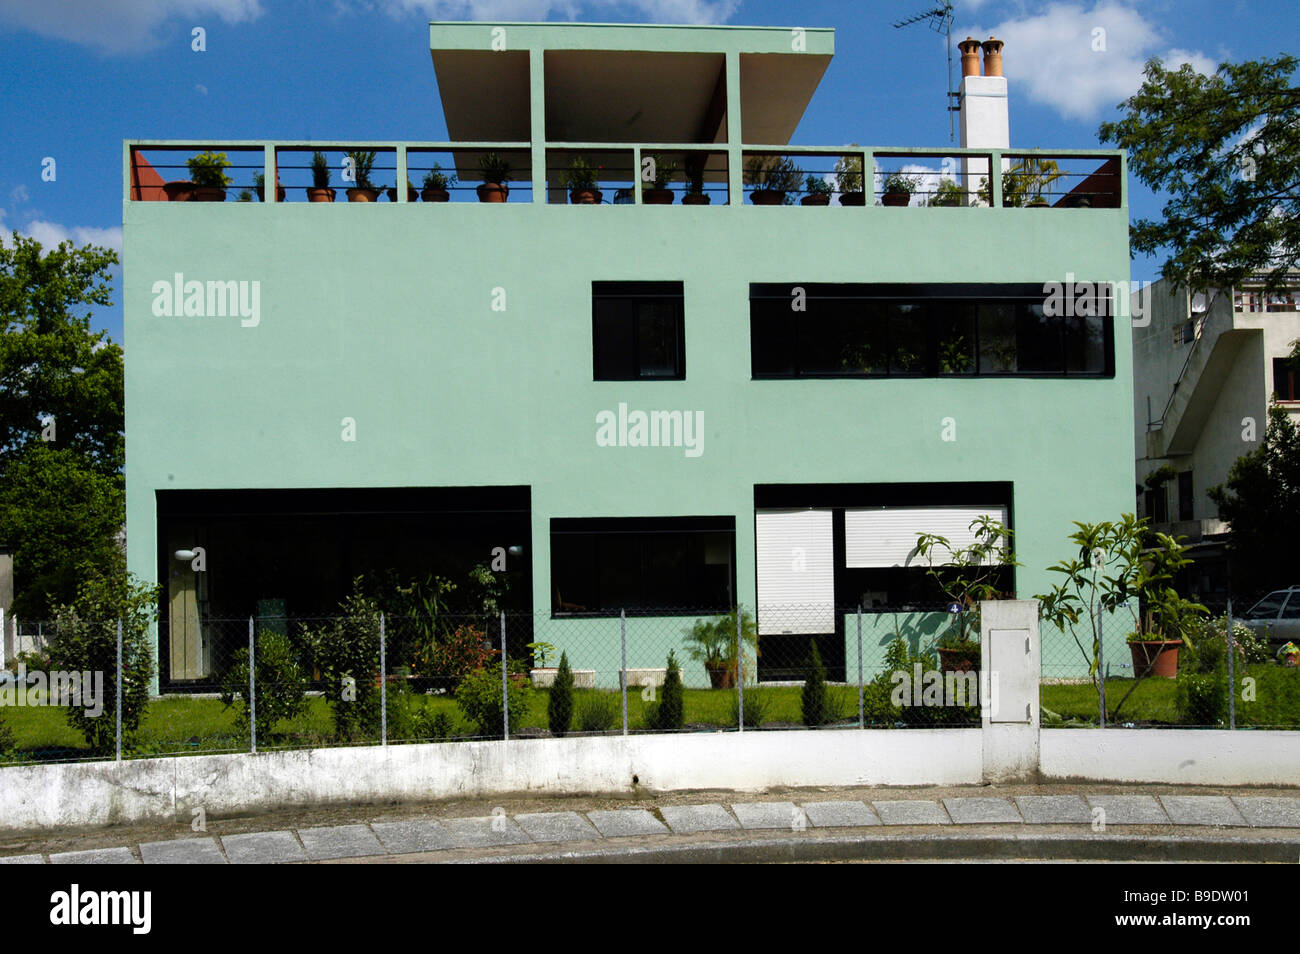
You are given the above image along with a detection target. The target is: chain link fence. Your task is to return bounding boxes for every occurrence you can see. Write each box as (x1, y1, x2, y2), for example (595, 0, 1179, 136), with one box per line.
(1039, 600, 1300, 729)
(0, 603, 1007, 765)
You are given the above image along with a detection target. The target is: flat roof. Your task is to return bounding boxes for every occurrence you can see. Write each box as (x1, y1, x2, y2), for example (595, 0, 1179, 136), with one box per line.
(429, 21, 833, 144)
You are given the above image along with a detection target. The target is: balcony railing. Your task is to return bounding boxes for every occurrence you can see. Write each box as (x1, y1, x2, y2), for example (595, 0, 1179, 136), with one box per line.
(125, 141, 1124, 209)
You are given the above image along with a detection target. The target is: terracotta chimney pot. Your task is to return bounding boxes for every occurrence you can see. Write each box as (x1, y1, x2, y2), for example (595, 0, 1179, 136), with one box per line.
(958, 36, 982, 77)
(982, 36, 1004, 77)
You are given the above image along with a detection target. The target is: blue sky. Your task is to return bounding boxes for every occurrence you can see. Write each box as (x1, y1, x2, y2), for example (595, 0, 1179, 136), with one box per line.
(1, 0, 1295, 345)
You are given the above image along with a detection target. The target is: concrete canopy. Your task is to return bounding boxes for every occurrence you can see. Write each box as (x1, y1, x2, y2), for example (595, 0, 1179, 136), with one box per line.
(429, 22, 832, 146)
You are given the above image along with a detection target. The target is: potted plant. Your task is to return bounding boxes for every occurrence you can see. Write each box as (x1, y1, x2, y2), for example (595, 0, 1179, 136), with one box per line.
(682, 163, 710, 205)
(801, 174, 832, 206)
(563, 156, 601, 204)
(185, 150, 231, 202)
(915, 516, 1019, 671)
(253, 172, 286, 203)
(683, 608, 759, 689)
(526, 640, 559, 686)
(344, 150, 381, 202)
(642, 154, 677, 205)
(386, 178, 418, 203)
(307, 151, 335, 202)
(1279, 642, 1300, 667)
(745, 155, 801, 205)
(835, 151, 865, 206)
(978, 156, 1063, 208)
(928, 178, 965, 207)
(236, 190, 253, 202)
(477, 153, 511, 203)
(880, 171, 919, 207)
(420, 164, 454, 202)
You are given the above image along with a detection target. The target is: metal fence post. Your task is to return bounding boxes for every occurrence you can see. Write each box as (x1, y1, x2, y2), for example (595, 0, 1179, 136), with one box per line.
(380, 612, 387, 746)
(500, 610, 509, 741)
(1226, 599, 1236, 730)
(857, 606, 864, 729)
(1096, 602, 1106, 729)
(620, 609, 628, 736)
(115, 618, 123, 762)
(248, 616, 256, 754)
(735, 609, 744, 733)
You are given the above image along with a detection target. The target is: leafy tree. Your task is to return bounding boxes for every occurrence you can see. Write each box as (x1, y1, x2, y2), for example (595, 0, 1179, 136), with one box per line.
(0, 232, 123, 615)
(1098, 55, 1300, 293)
(547, 650, 574, 737)
(300, 582, 383, 741)
(0, 443, 124, 616)
(1209, 404, 1300, 593)
(219, 628, 309, 737)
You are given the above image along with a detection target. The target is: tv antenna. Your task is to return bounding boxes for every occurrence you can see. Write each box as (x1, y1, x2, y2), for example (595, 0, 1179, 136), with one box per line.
(892, 2, 957, 140)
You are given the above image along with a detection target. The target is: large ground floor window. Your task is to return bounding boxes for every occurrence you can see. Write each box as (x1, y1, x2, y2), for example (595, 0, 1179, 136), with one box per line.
(550, 516, 735, 615)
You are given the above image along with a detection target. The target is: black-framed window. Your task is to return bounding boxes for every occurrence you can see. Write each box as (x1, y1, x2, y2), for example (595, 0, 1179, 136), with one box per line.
(551, 515, 734, 615)
(750, 283, 1114, 378)
(593, 281, 685, 380)
(1273, 357, 1299, 401)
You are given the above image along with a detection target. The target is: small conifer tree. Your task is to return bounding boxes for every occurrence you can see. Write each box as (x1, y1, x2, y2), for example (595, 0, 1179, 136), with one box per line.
(801, 640, 828, 727)
(651, 649, 685, 731)
(548, 651, 574, 737)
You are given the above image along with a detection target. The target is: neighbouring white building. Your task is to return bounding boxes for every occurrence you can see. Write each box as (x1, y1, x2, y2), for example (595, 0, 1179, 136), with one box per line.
(1133, 273, 1300, 594)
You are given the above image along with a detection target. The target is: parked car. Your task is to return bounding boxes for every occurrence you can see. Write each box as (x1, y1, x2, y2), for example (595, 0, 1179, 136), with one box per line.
(1238, 587, 1300, 646)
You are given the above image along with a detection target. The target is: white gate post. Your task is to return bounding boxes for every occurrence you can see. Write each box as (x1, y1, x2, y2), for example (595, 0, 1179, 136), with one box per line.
(980, 599, 1040, 782)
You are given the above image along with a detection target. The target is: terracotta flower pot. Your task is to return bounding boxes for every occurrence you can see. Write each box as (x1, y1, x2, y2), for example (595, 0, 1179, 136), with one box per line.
(192, 186, 226, 202)
(750, 190, 785, 205)
(801, 194, 831, 206)
(306, 187, 336, 203)
(477, 183, 508, 203)
(569, 189, 602, 204)
(346, 187, 381, 202)
(421, 187, 450, 203)
(255, 186, 287, 202)
(682, 192, 711, 205)
(163, 180, 196, 202)
(1128, 639, 1182, 678)
(386, 186, 418, 202)
(937, 648, 980, 672)
(881, 192, 910, 207)
(642, 188, 674, 205)
(839, 191, 866, 206)
(705, 662, 735, 690)
(1281, 653, 1299, 668)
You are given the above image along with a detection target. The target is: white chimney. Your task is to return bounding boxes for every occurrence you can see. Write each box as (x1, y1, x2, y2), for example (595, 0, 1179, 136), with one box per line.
(958, 36, 1009, 205)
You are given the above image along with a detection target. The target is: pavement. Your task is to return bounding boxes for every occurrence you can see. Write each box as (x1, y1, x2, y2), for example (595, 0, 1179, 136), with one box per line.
(3, 784, 1299, 863)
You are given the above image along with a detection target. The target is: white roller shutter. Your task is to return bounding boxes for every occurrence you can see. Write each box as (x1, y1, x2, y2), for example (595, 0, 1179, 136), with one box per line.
(755, 509, 835, 635)
(844, 505, 1008, 568)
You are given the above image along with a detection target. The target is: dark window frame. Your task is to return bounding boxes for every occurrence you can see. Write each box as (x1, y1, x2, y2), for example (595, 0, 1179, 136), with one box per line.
(550, 515, 735, 617)
(592, 281, 686, 381)
(1273, 357, 1299, 401)
(749, 282, 1115, 380)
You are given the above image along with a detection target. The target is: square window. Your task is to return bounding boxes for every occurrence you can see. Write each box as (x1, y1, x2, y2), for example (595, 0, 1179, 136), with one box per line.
(593, 282, 684, 380)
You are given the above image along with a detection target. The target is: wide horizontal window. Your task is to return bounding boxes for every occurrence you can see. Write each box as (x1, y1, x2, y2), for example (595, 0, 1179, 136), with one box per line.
(551, 516, 734, 615)
(750, 283, 1113, 378)
(593, 281, 685, 380)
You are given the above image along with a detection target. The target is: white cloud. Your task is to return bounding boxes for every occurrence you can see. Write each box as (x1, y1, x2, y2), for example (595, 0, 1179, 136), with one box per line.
(195, 83, 209, 95)
(19, 220, 123, 255)
(0, 0, 263, 54)
(10, 185, 29, 206)
(960, 2, 1215, 122)
(369, 0, 737, 24)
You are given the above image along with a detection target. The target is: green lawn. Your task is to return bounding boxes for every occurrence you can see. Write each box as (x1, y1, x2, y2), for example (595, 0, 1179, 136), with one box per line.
(3, 671, 1296, 764)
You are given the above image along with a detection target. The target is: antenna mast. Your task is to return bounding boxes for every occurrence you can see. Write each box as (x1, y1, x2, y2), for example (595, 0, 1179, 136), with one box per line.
(892, 2, 957, 141)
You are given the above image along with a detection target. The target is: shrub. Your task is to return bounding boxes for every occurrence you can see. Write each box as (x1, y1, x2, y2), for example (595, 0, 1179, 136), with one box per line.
(429, 624, 496, 692)
(744, 155, 803, 192)
(219, 628, 309, 737)
(804, 174, 832, 197)
(415, 709, 455, 741)
(301, 583, 383, 742)
(801, 640, 828, 726)
(455, 666, 529, 738)
(864, 637, 979, 727)
(0, 714, 14, 757)
(47, 567, 158, 755)
(548, 651, 574, 737)
(730, 687, 770, 727)
(574, 690, 619, 733)
(645, 650, 685, 731)
(310, 151, 330, 188)
(186, 151, 231, 188)
(345, 150, 377, 189)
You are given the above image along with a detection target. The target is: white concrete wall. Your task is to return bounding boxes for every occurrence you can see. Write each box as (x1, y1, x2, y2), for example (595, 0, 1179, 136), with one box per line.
(1042, 729, 1300, 786)
(0, 729, 984, 833)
